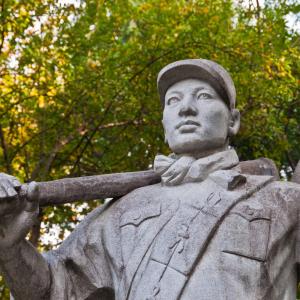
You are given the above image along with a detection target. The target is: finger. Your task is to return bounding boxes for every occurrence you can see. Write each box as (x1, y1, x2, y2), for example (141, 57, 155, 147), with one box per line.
(6, 185, 18, 198)
(0, 188, 19, 215)
(0, 177, 19, 199)
(0, 173, 18, 182)
(0, 185, 8, 199)
(0, 184, 17, 199)
(3, 179, 19, 198)
(4, 175, 22, 191)
(12, 178, 22, 191)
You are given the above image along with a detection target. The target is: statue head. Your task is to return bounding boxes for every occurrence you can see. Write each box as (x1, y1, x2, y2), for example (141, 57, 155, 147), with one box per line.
(157, 59, 240, 158)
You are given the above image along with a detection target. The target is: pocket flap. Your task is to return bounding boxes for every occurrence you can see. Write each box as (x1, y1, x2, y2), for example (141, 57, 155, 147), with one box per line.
(231, 205, 271, 221)
(120, 203, 161, 227)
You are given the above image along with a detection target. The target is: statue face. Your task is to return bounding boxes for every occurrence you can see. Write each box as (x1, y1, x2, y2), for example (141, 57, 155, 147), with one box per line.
(162, 78, 231, 156)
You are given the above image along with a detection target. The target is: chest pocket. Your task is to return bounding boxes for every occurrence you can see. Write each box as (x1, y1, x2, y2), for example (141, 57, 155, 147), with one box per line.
(222, 205, 271, 262)
(120, 203, 161, 227)
(119, 203, 162, 264)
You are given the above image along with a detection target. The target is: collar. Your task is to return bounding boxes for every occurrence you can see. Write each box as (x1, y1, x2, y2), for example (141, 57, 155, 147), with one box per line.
(153, 149, 240, 186)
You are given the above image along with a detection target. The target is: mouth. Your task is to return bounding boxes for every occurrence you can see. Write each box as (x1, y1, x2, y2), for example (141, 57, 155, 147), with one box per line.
(175, 120, 201, 130)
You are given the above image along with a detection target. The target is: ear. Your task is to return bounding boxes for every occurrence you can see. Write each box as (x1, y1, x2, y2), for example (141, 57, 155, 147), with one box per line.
(228, 109, 240, 137)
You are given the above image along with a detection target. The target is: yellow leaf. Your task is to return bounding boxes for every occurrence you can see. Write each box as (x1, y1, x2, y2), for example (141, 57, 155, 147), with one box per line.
(47, 88, 57, 97)
(40, 76, 47, 83)
(203, 7, 209, 14)
(38, 95, 45, 108)
(19, 5, 27, 17)
(30, 88, 39, 97)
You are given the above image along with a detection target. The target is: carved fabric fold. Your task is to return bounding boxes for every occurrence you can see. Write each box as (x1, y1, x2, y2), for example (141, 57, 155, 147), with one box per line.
(153, 150, 239, 186)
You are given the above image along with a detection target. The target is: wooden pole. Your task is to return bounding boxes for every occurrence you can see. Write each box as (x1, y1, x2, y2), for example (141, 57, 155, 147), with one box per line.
(21, 170, 160, 206)
(19, 158, 280, 206)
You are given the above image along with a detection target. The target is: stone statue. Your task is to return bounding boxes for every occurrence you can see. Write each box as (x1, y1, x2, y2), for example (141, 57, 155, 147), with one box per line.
(0, 59, 299, 300)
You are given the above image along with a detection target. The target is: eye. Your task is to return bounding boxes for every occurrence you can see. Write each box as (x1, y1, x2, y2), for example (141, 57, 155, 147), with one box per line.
(167, 97, 180, 105)
(197, 93, 212, 100)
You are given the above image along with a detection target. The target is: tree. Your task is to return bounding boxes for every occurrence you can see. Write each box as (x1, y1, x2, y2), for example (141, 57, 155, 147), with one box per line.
(0, 0, 299, 297)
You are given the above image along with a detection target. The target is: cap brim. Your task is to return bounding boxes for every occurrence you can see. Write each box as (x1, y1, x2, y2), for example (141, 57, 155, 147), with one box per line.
(157, 60, 230, 108)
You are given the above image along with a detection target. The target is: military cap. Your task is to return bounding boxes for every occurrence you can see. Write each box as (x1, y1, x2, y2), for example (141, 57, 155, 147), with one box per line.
(157, 59, 236, 109)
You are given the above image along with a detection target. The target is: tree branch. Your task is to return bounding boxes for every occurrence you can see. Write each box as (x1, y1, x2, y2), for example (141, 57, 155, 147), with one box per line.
(0, 124, 11, 174)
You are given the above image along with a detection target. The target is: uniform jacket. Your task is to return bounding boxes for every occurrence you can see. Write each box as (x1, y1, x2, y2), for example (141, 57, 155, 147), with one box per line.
(44, 166, 300, 300)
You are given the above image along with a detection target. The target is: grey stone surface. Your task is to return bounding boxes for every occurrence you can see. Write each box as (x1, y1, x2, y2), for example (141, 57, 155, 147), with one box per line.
(238, 157, 280, 179)
(0, 58, 299, 300)
(26, 170, 161, 206)
(292, 161, 300, 183)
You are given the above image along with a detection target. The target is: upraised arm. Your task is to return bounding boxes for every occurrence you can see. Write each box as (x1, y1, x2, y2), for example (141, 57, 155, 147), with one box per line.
(0, 174, 51, 300)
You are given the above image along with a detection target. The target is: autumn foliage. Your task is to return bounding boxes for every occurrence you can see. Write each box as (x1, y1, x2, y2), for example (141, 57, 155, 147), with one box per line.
(0, 0, 299, 297)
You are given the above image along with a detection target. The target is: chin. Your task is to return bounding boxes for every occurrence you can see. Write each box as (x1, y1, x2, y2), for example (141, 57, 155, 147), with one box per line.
(168, 135, 227, 156)
(169, 140, 206, 155)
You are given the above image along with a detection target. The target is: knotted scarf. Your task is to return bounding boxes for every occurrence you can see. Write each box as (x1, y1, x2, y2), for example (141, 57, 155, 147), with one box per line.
(154, 149, 239, 186)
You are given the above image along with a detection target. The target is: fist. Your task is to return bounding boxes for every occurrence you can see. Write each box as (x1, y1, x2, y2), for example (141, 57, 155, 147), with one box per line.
(0, 173, 22, 216)
(0, 173, 39, 249)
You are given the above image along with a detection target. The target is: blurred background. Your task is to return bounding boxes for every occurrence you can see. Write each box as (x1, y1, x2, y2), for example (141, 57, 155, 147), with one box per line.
(0, 0, 299, 297)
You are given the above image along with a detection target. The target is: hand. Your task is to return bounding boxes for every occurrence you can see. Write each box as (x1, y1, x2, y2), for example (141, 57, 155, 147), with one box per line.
(0, 173, 39, 250)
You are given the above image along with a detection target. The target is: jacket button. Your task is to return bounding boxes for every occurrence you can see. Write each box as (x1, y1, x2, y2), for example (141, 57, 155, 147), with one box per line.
(245, 206, 254, 215)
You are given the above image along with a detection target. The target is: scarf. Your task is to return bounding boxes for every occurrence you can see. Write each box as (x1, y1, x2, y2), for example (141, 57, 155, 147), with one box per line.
(153, 149, 239, 186)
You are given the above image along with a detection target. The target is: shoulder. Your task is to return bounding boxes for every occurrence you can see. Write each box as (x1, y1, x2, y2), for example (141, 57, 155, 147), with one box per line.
(260, 179, 300, 198)
(110, 183, 163, 227)
(113, 183, 163, 211)
(233, 178, 300, 222)
(236, 157, 300, 203)
(237, 158, 279, 179)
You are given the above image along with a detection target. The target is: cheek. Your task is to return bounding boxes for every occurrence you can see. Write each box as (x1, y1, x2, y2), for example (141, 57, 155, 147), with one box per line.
(201, 107, 229, 134)
(162, 111, 176, 132)
(162, 118, 170, 134)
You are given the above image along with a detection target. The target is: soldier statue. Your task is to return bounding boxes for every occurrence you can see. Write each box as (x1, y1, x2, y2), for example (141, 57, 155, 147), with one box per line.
(0, 59, 299, 300)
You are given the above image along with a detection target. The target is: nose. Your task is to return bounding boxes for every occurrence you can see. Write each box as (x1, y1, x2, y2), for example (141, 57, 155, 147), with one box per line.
(178, 96, 198, 117)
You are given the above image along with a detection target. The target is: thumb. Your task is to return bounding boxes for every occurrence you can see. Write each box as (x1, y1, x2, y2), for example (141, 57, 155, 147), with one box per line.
(25, 181, 40, 212)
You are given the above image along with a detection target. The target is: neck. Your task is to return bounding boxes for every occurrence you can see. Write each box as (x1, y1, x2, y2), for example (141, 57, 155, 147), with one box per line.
(176, 144, 230, 160)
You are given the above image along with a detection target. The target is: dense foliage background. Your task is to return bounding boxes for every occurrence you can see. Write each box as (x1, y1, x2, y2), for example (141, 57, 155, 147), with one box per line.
(0, 0, 299, 297)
